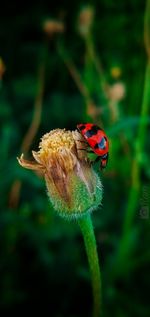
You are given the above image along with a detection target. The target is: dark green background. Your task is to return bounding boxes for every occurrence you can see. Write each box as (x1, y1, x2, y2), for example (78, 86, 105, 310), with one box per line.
(0, 1, 149, 317)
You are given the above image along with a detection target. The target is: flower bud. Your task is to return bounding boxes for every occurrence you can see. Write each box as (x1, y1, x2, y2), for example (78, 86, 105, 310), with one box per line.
(110, 66, 122, 79)
(43, 19, 65, 36)
(107, 82, 126, 102)
(77, 6, 94, 38)
(18, 128, 102, 219)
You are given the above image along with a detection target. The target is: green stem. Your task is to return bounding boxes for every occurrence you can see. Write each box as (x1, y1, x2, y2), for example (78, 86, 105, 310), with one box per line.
(115, 0, 150, 238)
(123, 31, 150, 235)
(114, 0, 150, 274)
(85, 34, 107, 91)
(78, 214, 102, 317)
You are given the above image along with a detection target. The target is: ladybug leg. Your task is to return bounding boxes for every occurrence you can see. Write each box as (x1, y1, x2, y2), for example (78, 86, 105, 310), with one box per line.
(76, 140, 87, 144)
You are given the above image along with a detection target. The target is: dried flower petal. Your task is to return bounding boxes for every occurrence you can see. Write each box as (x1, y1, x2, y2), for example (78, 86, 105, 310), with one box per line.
(17, 154, 44, 171)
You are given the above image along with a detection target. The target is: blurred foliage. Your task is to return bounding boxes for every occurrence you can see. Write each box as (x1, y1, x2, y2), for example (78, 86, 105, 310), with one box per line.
(0, 1, 150, 317)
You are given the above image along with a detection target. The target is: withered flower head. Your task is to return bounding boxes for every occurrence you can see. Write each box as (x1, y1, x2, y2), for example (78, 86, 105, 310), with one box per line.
(18, 129, 102, 219)
(77, 5, 94, 37)
(43, 19, 65, 36)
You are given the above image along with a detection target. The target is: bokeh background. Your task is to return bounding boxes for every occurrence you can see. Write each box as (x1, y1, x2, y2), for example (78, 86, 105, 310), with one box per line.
(0, 1, 150, 316)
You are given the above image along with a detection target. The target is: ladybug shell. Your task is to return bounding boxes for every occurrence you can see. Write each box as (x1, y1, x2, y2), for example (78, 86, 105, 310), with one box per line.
(77, 123, 109, 157)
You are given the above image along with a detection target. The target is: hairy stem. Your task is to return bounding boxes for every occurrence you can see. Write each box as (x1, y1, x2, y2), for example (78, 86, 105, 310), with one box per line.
(78, 214, 102, 317)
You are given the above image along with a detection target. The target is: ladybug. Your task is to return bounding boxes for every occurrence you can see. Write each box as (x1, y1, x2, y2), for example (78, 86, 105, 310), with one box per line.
(77, 123, 109, 170)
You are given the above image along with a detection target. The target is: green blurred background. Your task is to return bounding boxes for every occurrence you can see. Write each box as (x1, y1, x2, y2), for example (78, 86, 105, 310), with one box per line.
(0, 1, 150, 316)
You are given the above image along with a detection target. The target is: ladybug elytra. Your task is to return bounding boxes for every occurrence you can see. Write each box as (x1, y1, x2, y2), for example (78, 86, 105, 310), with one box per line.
(77, 123, 109, 170)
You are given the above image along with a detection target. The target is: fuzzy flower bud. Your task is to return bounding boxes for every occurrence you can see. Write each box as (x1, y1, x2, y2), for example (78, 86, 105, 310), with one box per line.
(17, 128, 102, 219)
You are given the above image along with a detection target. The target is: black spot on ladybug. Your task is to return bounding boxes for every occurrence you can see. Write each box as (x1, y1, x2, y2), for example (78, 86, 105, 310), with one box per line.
(85, 125, 100, 138)
(94, 137, 107, 150)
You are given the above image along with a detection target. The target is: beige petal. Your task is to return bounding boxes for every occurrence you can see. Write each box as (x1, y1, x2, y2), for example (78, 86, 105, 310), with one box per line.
(32, 151, 43, 164)
(17, 154, 44, 172)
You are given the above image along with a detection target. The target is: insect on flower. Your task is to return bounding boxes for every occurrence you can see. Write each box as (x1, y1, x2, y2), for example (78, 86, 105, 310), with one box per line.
(17, 128, 103, 219)
(77, 123, 109, 170)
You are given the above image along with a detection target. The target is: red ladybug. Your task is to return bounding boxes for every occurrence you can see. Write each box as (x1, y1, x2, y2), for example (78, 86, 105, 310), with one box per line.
(77, 123, 109, 170)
